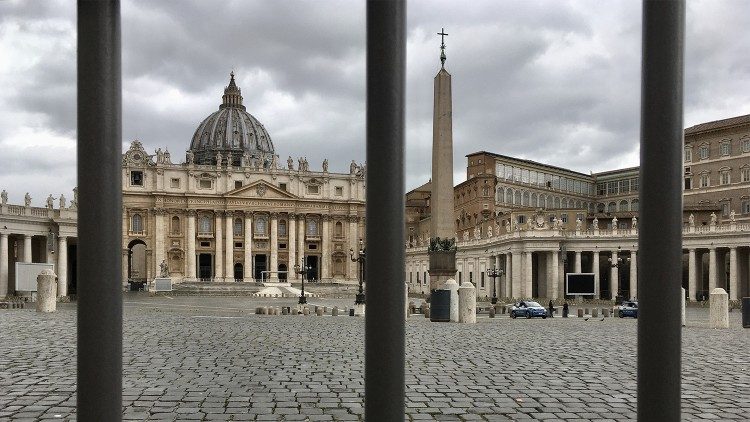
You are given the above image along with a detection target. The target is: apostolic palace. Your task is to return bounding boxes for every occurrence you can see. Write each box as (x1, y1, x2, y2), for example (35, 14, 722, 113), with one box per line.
(0, 71, 749, 303)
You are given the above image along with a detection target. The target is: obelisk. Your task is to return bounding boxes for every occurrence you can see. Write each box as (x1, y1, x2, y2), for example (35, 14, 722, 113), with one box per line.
(428, 28, 457, 291)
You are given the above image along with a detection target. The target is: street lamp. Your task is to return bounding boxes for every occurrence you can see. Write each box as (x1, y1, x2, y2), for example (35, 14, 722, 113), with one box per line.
(350, 238, 366, 305)
(487, 268, 503, 304)
(294, 257, 311, 305)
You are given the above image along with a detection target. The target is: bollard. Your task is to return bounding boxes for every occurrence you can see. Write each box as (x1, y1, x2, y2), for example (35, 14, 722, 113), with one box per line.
(419, 303, 428, 315)
(349, 308, 355, 317)
(255, 307, 263, 315)
(303, 307, 310, 316)
(577, 308, 584, 318)
(602, 308, 610, 317)
(709, 288, 729, 329)
(424, 306, 430, 318)
(316, 307, 324, 316)
(584, 308, 589, 315)
(445, 279, 459, 322)
(409, 301, 416, 314)
(323, 306, 328, 314)
(501, 305, 506, 314)
(681, 287, 686, 327)
(36, 269, 58, 313)
(742, 297, 750, 328)
(592, 308, 598, 318)
(332, 306, 339, 317)
(262, 306, 268, 315)
(488, 306, 496, 318)
(458, 281, 476, 323)
(282, 307, 289, 315)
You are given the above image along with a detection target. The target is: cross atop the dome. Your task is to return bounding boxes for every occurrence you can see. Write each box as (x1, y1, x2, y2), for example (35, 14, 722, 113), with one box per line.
(437, 28, 448, 68)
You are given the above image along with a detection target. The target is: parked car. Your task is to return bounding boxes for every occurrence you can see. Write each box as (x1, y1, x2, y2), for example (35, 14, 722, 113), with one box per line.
(510, 301, 548, 319)
(617, 300, 638, 318)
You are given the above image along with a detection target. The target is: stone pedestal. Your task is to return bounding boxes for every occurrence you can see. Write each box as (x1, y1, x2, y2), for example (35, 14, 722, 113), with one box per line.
(36, 269, 57, 313)
(458, 281, 476, 324)
(709, 288, 729, 329)
(681, 287, 686, 327)
(404, 282, 409, 322)
(445, 279, 459, 322)
(354, 303, 365, 317)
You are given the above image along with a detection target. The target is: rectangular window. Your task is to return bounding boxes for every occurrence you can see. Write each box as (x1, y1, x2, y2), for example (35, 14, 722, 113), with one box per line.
(567, 179, 574, 192)
(496, 163, 504, 178)
(720, 142, 730, 156)
(619, 180, 629, 193)
(741, 167, 750, 182)
(552, 175, 560, 189)
(234, 242, 243, 248)
(720, 171, 731, 185)
(170, 178, 180, 188)
(597, 183, 606, 196)
(607, 182, 617, 195)
(699, 145, 709, 160)
(199, 179, 212, 189)
(307, 185, 319, 194)
(576, 213, 584, 222)
(700, 174, 710, 188)
(513, 167, 521, 182)
(505, 166, 513, 180)
(521, 169, 529, 184)
(721, 203, 730, 217)
(743, 138, 750, 153)
(480, 272, 485, 288)
(234, 181, 242, 189)
(130, 171, 143, 186)
(279, 243, 287, 250)
(631, 178, 639, 191)
(200, 241, 211, 247)
(530, 171, 537, 185)
(684, 147, 692, 162)
(742, 200, 750, 214)
(308, 244, 317, 250)
(684, 177, 691, 190)
(561, 214, 568, 223)
(279, 183, 287, 191)
(517, 215, 526, 224)
(335, 186, 343, 196)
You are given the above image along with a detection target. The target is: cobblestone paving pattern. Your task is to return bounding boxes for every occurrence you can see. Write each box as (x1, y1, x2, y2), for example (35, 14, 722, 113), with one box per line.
(0, 295, 748, 421)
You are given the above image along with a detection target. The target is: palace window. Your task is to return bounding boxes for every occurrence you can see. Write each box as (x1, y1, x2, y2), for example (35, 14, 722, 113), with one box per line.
(552, 175, 560, 189)
(278, 220, 287, 237)
(719, 169, 731, 185)
(607, 182, 617, 195)
(335, 186, 343, 196)
(698, 145, 709, 160)
(334, 221, 343, 237)
(721, 202, 730, 217)
(720, 141, 731, 156)
(307, 219, 319, 236)
(560, 214, 568, 224)
(619, 200, 629, 212)
(255, 216, 268, 235)
(199, 178, 212, 189)
(170, 216, 180, 235)
(517, 215, 526, 225)
(234, 181, 242, 189)
(279, 182, 287, 191)
(522, 169, 529, 184)
(233, 218, 243, 236)
(743, 138, 750, 153)
(607, 202, 616, 213)
(684, 177, 692, 190)
(307, 185, 319, 195)
(199, 216, 212, 233)
(741, 166, 750, 182)
(619, 180, 630, 193)
(170, 178, 180, 188)
(699, 173, 710, 188)
(742, 200, 750, 214)
(131, 214, 143, 233)
(684, 147, 692, 162)
(630, 200, 639, 212)
(597, 183, 606, 196)
(130, 171, 143, 186)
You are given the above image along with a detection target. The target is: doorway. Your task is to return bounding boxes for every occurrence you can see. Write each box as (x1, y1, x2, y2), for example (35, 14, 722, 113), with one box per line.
(233, 263, 243, 281)
(278, 263, 287, 281)
(127, 239, 147, 282)
(198, 253, 212, 280)
(306, 255, 319, 281)
(254, 254, 267, 280)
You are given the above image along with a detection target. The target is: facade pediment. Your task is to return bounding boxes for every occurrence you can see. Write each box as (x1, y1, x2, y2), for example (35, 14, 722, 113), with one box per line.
(227, 180, 298, 199)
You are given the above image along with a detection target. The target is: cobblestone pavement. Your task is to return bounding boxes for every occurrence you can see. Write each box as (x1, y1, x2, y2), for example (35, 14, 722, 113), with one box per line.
(0, 294, 748, 421)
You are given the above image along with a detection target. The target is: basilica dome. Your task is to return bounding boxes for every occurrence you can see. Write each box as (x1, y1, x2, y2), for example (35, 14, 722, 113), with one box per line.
(189, 72, 275, 166)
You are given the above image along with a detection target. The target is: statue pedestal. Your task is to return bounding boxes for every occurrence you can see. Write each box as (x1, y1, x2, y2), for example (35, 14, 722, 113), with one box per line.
(152, 278, 173, 292)
(428, 250, 457, 291)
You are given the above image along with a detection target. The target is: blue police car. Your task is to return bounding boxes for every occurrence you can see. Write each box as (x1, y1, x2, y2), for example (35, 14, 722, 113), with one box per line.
(618, 300, 638, 318)
(510, 301, 548, 319)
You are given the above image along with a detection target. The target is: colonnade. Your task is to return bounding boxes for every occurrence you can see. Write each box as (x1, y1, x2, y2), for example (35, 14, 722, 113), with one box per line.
(0, 232, 71, 297)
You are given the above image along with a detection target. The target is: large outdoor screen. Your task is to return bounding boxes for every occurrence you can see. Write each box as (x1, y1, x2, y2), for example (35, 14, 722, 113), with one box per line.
(566, 273, 596, 295)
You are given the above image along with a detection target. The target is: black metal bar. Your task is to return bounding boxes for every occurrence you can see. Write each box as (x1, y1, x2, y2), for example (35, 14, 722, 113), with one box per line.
(365, 0, 406, 420)
(77, 1, 122, 420)
(638, 1, 684, 420)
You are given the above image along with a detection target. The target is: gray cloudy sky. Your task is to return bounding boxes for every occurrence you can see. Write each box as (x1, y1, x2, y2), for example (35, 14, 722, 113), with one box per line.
(1, 0, 748, 205)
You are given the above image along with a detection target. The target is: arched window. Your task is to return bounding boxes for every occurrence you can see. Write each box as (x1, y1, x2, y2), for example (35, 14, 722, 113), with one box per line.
(307, 219, 319, 236)
(278, 220, 287, 237)
(233, 218, 243, 236)
(597, 203, 605, 213)
(514, 191, 521, 205)
(608, 202, 616, 213)
(554, 197, 560, 209)
(334, 221, 343, 237)
(255, 216, 268, 235)
(199, 216, 212, 233)
(562, 198, 569, 208)
(497, 188, 505, 203)
(531, 193, 537, 207)
(631, 199, 639, 212)
(540, 194, 547, 208)
(131, 214, 143, 232)
(522, 191, 529, 206)
(170, 216, 180, 235)
(619, 200, 629, 212)
(506, 188, 513, 204)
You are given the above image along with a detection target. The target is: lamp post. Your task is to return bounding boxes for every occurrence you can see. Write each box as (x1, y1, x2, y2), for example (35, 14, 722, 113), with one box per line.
(295, 257, 310, 305)
(608, 251, 631, 301)
(487, 268, 503, 304)
(350, 238, 366, 305)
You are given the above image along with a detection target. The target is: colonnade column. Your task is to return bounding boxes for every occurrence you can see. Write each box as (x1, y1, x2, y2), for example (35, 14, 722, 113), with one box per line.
(186, 211, 196, 281)
(57, 236, 68, 297)
(0, 233, 8, 297)
(288, 214, 296, 280)
(321, 216, 330, 280)
(501, 253, 510, 298)
(214, 212, 223, 281)
(550, 250, 559, 300)
(524, 251, 533, 298)
(225, 212, 234, 282)
(629, 250, 637, 299)
(121, 249, 128, 286)
(154, 209, 165, 278)
(729, 247, 738, 300)
(23, 234, 32, 263)
(297, 216, 305, 270)
(610, 250, 618, 300)
(687, 249, 696, 301)
(592, 250, 600, 299)
(243, 213, 253, 282)
(269, 213, 278, 282)
(708, 247, 717, 291)
(574, 251, 582, 273)
(348, 216, 358, 280)
(511, 252, 521, 299)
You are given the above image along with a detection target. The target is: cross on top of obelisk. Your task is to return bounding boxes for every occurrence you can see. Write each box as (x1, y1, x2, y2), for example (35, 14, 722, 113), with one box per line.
(438, 28, 448, 68)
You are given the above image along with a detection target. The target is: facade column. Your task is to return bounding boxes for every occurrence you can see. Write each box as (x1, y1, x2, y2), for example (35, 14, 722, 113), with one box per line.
(687, 249, 696, 301)
(574, 251, 582, 273)
(121, 248, 129, 286)
(225, 212, 234, 281)
(511, 251, 521, 299)
(729, 247, 738, 301)
(269, 213, 278, 282)
(243, 212, 253, 282)
(186, 211, 196, 281)
(288, 214, 296, 280)
(23, 234, 32, 263)
(592, 250, 600, 299)
(348, 216, 359, 280)
(154, 209, 165, 279)
(214, 212, 223, 281)
(57, 236, 68, 297)
(321, 216, 331, 280)
(550, 250, 559, 300)
(708, 247, 717, 291)
(629, 250, 637, 299)
(524, 251, 533, 298)
(297, 216, 305, 270)
(0, 233, 8, 297)
(610, 250, 619, 300)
